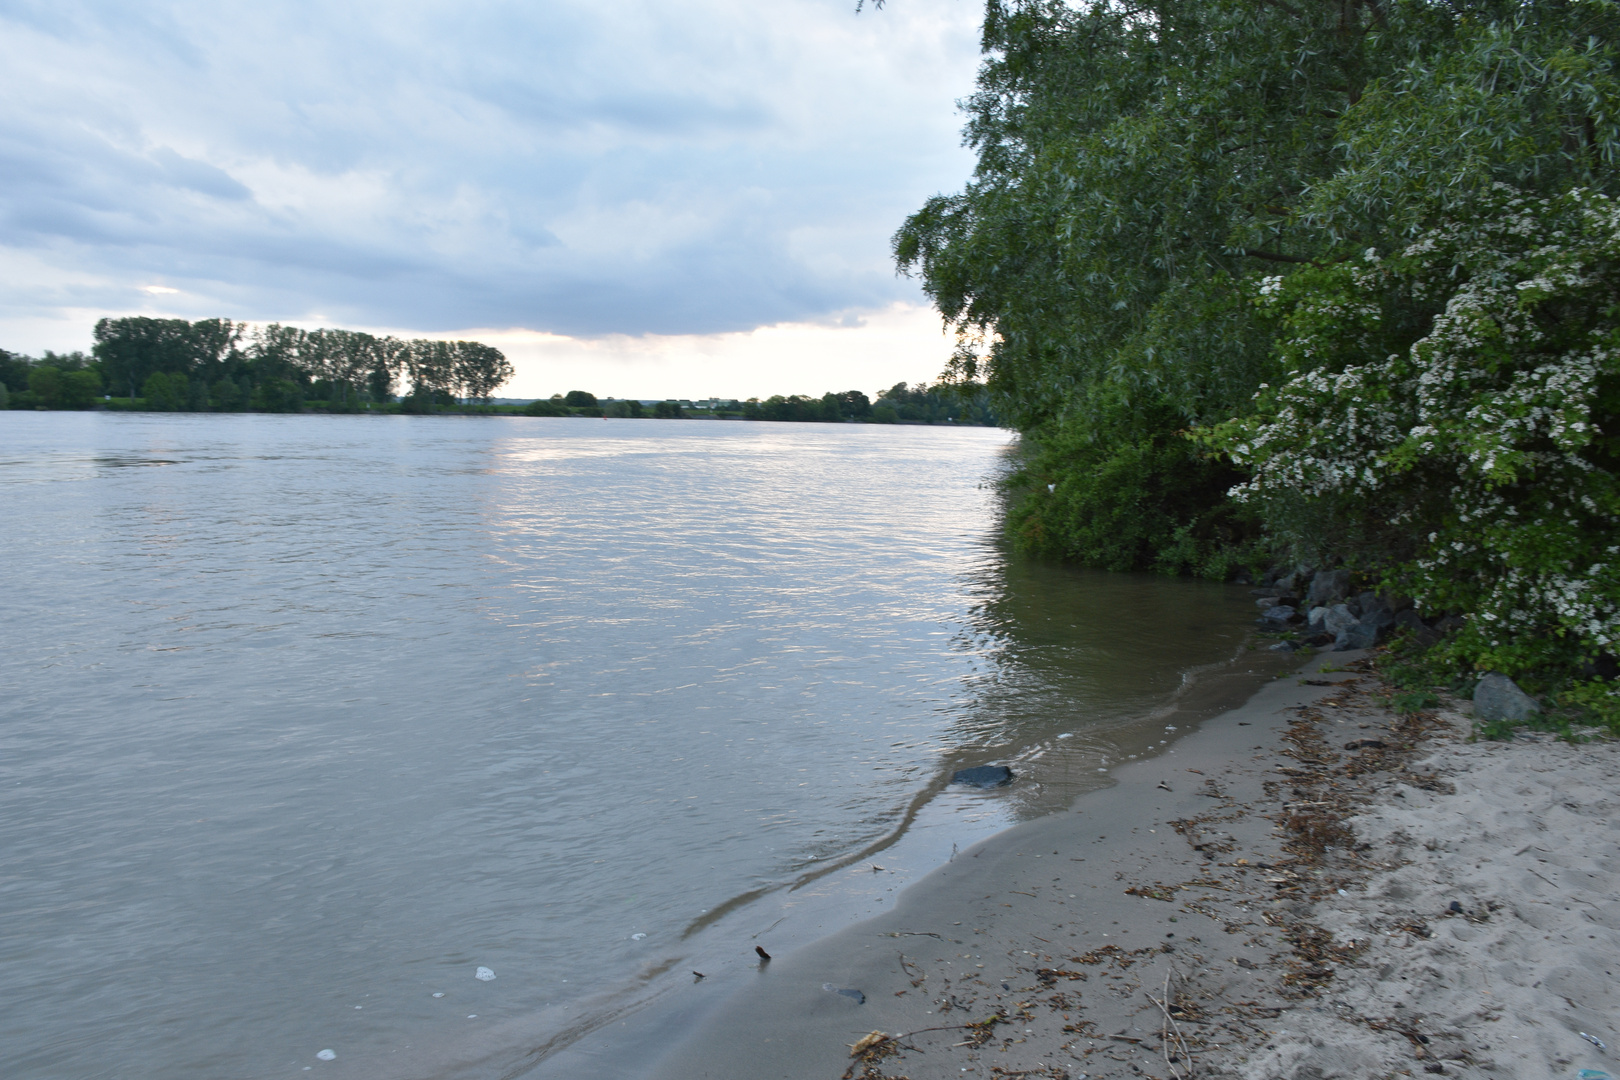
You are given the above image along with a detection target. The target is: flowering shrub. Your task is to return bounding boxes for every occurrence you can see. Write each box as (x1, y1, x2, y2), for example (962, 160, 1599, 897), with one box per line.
(1206, 186, 1620, 681)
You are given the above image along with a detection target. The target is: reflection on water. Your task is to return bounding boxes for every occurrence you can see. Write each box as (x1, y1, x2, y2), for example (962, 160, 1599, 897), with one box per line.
(0, 412, 1261, 1080)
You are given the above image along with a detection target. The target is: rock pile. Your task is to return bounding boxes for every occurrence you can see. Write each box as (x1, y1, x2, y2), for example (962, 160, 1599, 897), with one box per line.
(1249, 567, 1444, 652)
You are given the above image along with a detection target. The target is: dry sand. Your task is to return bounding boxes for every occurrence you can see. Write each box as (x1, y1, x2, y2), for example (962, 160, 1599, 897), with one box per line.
(642, 651, 1620, 1080)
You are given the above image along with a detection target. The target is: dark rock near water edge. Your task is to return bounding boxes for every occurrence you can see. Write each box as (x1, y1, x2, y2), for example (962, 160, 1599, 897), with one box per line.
(1306, 569, 1352, 607)
(1473, 673, 1540, 722)
(952, 765, 1014, 788)
(1322, 604, 1359, 635)
(1334, 622, 1379, 651)
(1254, 562, 1463, 653)
(1393, 607, 1440, 647)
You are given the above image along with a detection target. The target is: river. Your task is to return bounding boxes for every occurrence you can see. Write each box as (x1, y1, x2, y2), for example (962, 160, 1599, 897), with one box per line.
(0, 412, 1262, 1078)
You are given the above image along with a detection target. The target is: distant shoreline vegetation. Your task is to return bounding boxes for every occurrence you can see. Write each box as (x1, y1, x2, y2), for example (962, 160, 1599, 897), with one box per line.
(519, 386, 996, 426)
(1, 315, 996, 426)
(1, 317, 513, 414)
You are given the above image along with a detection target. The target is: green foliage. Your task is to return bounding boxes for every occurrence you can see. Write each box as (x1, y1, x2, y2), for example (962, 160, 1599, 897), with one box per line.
(83, 317, 512, 411)
(259, 378, 304, 413)
(563, 390, 598, 408)
(210, 378, 243, 411)
(873, 382, 993, 425)
(523, 397, 570, 417)
(1391, 690, 1441, 715)
(28, 365, 63, 405)
(896, 0, 1620, 718)
(653, 400, 685, 419)
(1006, 396, 1257, 574)
(1209, 187, 1620, 676)
(141, 371, 187, 411)
(60, 369, 102, 407)
(1557, 678, 1620, 735)
(893, 0, 1399, 568)
(2, 350, 102, 408)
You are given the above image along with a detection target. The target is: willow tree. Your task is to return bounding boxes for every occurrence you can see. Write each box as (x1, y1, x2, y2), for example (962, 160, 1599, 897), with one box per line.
(895, 0, 1557, 573)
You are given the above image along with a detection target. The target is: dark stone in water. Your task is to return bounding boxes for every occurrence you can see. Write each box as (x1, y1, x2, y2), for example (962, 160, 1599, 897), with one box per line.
(952, 765, 1014, 788)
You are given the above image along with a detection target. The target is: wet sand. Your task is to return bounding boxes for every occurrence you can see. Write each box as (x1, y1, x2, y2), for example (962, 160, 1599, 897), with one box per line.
(628, 651, 1619, 1080)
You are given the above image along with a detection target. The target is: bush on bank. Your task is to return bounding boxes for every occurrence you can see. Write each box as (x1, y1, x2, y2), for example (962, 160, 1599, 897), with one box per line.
(901, 0, 1620, 723)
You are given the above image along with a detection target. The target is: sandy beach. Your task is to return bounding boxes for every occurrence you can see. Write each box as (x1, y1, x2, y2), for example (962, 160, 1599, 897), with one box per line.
(632, 651, 1618, 1080)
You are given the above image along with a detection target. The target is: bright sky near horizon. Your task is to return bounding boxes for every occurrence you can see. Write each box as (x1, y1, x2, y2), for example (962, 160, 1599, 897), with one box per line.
(0, 0, 985, 399)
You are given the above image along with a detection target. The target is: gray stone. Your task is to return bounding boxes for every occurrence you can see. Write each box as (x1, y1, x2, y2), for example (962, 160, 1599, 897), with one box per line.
(1307, 605, 1331, 630)
(1356, 592, 1393, 623)
(1259, 605, 1299, 624)
(1306, 569, 1352, 607)
(1324, 604, 1359, 635)
(1333, 622, 1378, 651)
(952, 765, 1014, 788)
(1474, 674, 1540, 722)
(1361, 608, 1395, 634)
(1267, 640, 1299, 652)
(1254, 596, 1282, 609)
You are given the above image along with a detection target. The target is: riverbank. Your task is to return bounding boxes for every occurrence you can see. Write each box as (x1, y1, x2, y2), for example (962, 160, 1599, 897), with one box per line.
(631, 651, 1618, 1080)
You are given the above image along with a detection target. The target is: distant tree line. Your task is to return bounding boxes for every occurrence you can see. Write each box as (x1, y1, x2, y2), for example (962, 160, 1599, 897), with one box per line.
(745, 382, 995, 425)
(521, 383, 996, 425)
(1, 317, 513, 412)
(0, 349, 103, 410)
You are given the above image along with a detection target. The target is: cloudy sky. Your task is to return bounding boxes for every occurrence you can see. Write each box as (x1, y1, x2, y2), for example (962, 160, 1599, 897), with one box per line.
(0, 0, 984, 398)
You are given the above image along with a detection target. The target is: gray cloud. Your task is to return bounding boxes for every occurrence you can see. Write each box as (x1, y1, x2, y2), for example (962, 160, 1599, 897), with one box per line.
(0, 0, 979, 341)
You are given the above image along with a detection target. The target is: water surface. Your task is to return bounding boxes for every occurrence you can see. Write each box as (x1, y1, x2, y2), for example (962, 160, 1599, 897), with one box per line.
(0, 413, 1260, 1078)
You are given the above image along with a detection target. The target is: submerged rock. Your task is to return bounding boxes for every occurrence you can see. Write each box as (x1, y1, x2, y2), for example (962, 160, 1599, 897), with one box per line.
(1474, 673, 1540, 722)
(952, 765, 1014, 788)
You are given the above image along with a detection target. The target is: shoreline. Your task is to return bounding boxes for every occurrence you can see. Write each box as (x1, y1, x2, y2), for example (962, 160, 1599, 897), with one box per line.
(506, 642, 1300, 1080)
(602, 650, 1619, 1080)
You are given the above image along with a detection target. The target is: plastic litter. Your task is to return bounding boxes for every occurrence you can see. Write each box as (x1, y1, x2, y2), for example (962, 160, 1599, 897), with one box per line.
(823, 983, 865, 1004)
(432, 992, 444, 998)
(630, 933, 646, 941)
(1575, 1070, 1613, 1080)
(1579, 1032, 1608, 1050)
(316, 1050, 336, 1061)
(475, 966, 496, 981)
